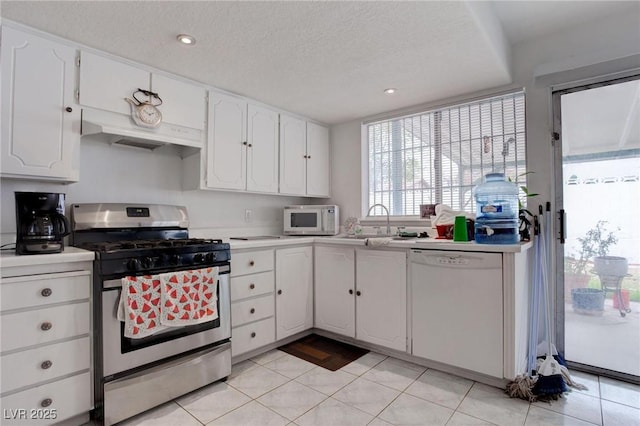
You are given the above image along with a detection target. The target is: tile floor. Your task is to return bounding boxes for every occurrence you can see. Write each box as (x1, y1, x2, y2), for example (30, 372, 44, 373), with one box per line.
(119, 350, 640, 426)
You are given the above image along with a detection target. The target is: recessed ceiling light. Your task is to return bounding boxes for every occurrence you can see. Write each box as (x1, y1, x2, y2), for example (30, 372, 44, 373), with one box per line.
(177, 34, 196, 45)
(384, 88, 397, 94)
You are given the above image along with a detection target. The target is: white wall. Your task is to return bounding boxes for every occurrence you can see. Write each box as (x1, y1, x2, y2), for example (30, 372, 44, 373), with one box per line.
(1, 139, 306, 240)
(329, 9, 640, 220)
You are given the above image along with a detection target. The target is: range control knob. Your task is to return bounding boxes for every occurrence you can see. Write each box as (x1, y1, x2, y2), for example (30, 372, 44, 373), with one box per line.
(169, 255, 181, 266)
(205, 252, 216, 263)
(140, 257, 153, 269)
(127, 259, 140, 271)
(194, 253, 205, 264)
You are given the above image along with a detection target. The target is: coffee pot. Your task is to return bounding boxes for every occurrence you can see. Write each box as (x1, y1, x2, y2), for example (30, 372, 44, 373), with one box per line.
(15, 192, 70, 255)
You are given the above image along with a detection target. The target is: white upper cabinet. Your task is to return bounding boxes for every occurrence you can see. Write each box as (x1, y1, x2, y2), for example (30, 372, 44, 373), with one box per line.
(206, 92, 247, 190)
(306, 122, 330, 197)
(246, 103, 279, 193)
(279, 114, 307, 195)
(150, 73, 206, 130)
(1, 26, 80, 182)
(79, 51, 205, 129)
(79, 51, 149, 116)
(279, 116, 330, 197)
(206, 93, 279, 194)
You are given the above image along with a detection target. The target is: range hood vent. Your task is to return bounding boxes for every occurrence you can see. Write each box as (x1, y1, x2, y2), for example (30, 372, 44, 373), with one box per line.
(81, 108, 203, 155)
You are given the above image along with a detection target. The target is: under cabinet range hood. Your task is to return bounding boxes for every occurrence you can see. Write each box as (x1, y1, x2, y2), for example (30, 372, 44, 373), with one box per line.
(81, 108, 203, 154)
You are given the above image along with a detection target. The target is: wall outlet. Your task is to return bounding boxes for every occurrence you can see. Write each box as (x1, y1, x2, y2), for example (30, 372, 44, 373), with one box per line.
(244, 209, 253, 223)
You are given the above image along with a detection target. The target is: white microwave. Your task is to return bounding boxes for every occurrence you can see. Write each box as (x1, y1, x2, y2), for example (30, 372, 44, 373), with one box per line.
(283, 205, 340, 236)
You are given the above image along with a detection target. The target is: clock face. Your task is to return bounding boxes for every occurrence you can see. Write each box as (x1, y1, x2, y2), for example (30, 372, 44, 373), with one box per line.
(138, 104, 162, 126)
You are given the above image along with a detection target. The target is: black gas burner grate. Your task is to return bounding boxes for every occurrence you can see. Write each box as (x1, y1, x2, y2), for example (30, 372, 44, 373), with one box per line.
(81, 238, 223, 252)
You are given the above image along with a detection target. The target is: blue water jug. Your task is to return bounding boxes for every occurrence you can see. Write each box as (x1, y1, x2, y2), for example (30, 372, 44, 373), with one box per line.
(474, 172, 520, 244)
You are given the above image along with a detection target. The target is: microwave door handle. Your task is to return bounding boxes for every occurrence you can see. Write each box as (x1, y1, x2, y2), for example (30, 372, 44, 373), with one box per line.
(320, 209, 326, 231)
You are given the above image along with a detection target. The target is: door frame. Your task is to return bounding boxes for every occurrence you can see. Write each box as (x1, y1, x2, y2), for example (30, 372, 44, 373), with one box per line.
(552, 72, 640, 383)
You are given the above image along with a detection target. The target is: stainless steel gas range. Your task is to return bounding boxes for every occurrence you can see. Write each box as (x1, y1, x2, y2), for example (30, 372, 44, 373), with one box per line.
(71, 204, 231, 425)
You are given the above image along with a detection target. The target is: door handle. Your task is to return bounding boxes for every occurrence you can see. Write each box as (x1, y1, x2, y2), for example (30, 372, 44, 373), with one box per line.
(558, 209, 566, 244)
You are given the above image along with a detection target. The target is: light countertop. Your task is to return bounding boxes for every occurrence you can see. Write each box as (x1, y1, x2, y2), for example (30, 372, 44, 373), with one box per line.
(225, 235, 533, 253)
(0, 246, 95, 268)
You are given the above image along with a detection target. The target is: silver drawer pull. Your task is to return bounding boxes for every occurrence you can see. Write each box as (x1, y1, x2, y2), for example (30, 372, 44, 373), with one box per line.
(41, 398, 52, 408)
(250, 308, 255, 314)
(40, 322, 53, 331)
(41, 360, 53, 370)
(41, 288, 53, 297)
(250, 332, 256, 338)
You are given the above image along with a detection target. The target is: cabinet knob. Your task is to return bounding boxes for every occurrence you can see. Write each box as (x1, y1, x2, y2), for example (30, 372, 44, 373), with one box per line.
(249, 260, 255, 267)
(243, 141, 248, 145)
(348, 289, 353, 295)
(41, 322, 53, 331)
(307, 155, 311, 159)
(303, 155, 308, 159)
(277, 289, 282, 295)
(248, 143, 253, 147)
(250, 332, 256, 338)
(41, 288, 53, 297)
(356, 291, 362, 296)
(250, 308, 255, 314)
(41, 360, 53, 370)
(41, 398, 52, 408)
(249, 283, 255, 290)
(65, 106, 72, 113)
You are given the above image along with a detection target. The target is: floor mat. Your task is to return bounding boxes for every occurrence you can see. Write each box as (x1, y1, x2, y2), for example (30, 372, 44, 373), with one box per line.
(278, 334, 369, 371)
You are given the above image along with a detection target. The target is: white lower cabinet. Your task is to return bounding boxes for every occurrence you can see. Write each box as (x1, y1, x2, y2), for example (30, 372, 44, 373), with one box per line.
(0, 265, 92, 425)
(355, 249, 407, 351)
(315, 246, 407, 352)
(230, 249, 276, 357)
(410, 250, 504, 378)
(314, 245, 355, 337)
(275, 246, 313, 340)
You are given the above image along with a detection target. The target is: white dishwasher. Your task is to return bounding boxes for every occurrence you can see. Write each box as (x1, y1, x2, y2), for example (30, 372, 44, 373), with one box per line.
(410, 249, 504, 378)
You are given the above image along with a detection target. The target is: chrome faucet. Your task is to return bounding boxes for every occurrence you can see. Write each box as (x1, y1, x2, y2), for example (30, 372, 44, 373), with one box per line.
(367, 204, 391, 236)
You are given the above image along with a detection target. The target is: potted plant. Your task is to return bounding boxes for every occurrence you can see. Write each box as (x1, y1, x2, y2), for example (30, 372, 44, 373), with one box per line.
(508, 172, 538, 242)
(567, 220, 619, 313)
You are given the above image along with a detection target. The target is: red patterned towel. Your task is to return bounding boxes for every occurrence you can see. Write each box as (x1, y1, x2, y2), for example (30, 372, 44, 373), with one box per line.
(159, 267, 219, 326)
(118, 275, 166, 338)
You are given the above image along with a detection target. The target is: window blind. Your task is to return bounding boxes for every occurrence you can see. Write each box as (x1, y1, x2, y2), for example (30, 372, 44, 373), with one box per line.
(367, 91, 527, 216)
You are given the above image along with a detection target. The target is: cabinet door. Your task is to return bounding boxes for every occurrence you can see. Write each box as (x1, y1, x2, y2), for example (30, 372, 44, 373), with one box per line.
(79, 50, 150, 115)
(314, 246, 355, 337)
(151, 73, 205, 130)
(306, 122, 330, 197)
(279, 114, 307, 195)
(410, 251, 503, 377)
(275, 246, 313, 340)
(206, 92, 247, 190)
(1, 27, 80, 181)
(247, 103, 279, 193)
(356, 249, 407, 351)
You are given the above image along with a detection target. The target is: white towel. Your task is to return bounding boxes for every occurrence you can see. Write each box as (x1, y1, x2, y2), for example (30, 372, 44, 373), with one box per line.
(159, 267, 219, 326)
(432, 204, 475, 226)
(365, 237, 393, 247)
(118, 275, 168, 339)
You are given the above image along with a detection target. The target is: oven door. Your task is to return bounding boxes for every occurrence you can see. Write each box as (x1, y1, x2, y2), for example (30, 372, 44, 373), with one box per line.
(101, 268, 230, 377)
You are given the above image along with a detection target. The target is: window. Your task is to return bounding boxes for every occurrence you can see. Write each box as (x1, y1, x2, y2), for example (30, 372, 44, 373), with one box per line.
(366, 91, 527, 217)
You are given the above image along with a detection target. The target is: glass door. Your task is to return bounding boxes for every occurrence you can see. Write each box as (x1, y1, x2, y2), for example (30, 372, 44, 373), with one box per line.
(553, 75, 640, 382)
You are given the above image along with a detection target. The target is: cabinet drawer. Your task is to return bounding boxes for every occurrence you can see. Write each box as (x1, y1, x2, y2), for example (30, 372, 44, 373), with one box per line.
(1, 337, 90, 394)
(231, 295, 274, 327)
(231, 250, 274, 276)
(1, 303, 90, 352)
(230, 271, 274, 301)
(231, 317, 275, 357)
(0, 372, 91, 425)
(1, 271, 90, 312)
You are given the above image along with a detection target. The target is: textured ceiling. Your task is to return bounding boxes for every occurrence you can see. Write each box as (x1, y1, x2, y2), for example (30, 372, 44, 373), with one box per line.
(1, 1, 636, 125)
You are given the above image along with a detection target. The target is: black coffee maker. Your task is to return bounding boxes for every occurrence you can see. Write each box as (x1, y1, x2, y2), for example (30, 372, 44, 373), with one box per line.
(15, 192, 71, 255)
